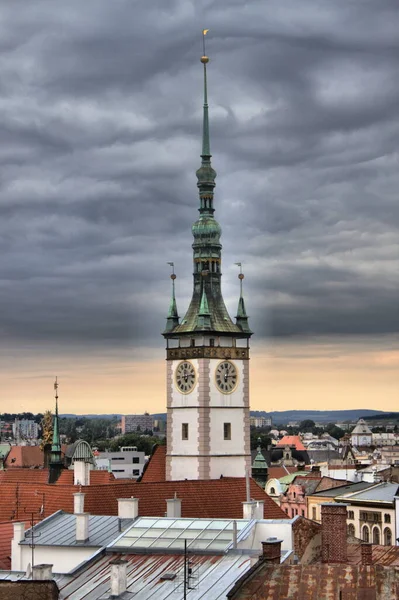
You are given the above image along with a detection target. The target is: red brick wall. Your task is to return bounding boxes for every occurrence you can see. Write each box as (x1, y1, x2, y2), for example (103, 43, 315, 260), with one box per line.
(292, 517, 321, 561)
(321, 503, 347, 563)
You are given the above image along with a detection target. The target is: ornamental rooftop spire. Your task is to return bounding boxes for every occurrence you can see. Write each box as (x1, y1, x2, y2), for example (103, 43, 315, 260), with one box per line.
(163, 31, 251, 338)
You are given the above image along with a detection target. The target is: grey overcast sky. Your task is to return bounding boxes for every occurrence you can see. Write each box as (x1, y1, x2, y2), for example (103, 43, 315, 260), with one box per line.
(1, 0, 398, 413)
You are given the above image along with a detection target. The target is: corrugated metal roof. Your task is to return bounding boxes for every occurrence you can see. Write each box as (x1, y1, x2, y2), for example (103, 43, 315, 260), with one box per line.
(20, 512, 133, 548)
(339, 482, 399, 503)
(0, 552, 256, 599)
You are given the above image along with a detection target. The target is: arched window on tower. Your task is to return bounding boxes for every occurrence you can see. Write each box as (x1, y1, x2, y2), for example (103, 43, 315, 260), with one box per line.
(270, 487, 276, 495)
(362, 525, 370, 543)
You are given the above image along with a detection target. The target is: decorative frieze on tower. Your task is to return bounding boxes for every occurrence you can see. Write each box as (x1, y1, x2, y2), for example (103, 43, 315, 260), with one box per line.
(163, 32, 253, 481)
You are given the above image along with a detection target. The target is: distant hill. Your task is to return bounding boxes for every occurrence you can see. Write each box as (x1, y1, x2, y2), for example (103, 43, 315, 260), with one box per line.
(251, 409, 387, 424)
(362, 412, 399, 422)
(59, 409, 387, 424)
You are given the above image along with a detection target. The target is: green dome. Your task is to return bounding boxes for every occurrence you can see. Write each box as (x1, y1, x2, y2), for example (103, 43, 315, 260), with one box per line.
(196, 164, 217, 184)
(192, 216, 221, 240)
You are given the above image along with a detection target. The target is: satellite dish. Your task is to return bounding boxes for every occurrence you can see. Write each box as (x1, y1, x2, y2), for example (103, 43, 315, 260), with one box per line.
(25, 563, 31, 579)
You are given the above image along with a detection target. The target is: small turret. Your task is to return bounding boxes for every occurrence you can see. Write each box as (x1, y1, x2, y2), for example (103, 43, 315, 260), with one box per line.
(164, 263, 179, 333)
(252, 439, 268, 488)
(197, 286, 211, 329)
(235, 264, 252, 334)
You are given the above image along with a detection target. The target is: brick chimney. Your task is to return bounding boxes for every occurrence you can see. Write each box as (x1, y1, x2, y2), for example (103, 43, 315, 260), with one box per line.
(321, 503, 347, 563)
(261, 538, 282, 564)
(361, 543, 373, 565)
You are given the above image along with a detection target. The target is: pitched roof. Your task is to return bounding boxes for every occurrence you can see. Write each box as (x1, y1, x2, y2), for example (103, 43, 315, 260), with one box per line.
(351, 419, 372, 435)
(140, 445, 166, 482)
(347, 543, 399, 566)
(291, 476, 321, 496)
(267, 466, 299, 480)
(0, 478, 288, 522)
(0, 468, 116, 485)
(4, 446, 44, 468)
(21, 512, 133, 548)
(310, 481, 376, 498)
(339, 481, 399, 503)
(276, 436, 306, 451)
(227, 563, 399, 600)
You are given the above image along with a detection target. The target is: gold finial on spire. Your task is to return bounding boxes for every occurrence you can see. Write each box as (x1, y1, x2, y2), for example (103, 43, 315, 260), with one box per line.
(201, 28, 209, 63)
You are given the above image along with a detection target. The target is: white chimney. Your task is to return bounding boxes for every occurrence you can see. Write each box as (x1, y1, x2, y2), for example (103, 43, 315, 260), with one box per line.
(75, 513, 89, 542)
(11, 522, 25, 571)
(32, 564, 53, 580)
(118, 498, 139, 520)
(242, 501, 264, 520)
(110, 559, 128, 597)
(74, 492, 85, 514)
(166, 496, 181, 518)
(74, 460, 90, 486)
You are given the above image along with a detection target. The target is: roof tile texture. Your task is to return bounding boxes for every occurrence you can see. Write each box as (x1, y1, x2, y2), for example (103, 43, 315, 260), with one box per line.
(140, 445, 166, 482)
(276, 436, 306, 451)
(0, 478, 287, 522)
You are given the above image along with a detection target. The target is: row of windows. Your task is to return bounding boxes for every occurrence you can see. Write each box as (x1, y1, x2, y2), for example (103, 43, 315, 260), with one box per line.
(112, 469, 140, 476)
(354, 524, 393, 546)
(111, 456, 140, 463)
(348, 510, 390, 523)
(285, 508, 305, 518)
(182, 423, 231, 440)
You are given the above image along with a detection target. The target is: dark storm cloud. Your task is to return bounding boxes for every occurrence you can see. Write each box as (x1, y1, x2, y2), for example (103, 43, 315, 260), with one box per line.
(1, 0, 398, 348)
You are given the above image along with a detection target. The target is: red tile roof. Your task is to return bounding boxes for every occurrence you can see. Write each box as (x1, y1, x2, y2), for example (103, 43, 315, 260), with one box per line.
(267, 466, 299, 480)
(0, 478, 288, 522)
(276, 436, 306, 451)
(0, 468, 116, 485)
(140, 445, 166, 482)
(4, 446, 44, 468)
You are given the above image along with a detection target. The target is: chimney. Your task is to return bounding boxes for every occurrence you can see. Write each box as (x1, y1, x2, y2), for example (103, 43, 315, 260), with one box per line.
(242, 501, 264, 520)
(118, 498, 139, 520)
(261, 538, 282, 564)
(166, 496, 181, 518)
(361, 543, 373, 566)
(321, 503, 347, 563)
(74, 460, 90, 486)
(73, 492, 85, 514)
(32, 564, 53, 580)
(75, 513, 89, 542)
(11, 522, 25, 571)
(110, 559, 128, 597)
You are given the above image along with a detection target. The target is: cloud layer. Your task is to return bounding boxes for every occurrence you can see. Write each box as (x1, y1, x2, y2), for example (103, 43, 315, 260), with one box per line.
(1, 0, 398, 351)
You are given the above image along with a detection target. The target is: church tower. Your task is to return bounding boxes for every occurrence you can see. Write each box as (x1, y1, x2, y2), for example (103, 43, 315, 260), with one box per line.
(163, 37, 253, 481)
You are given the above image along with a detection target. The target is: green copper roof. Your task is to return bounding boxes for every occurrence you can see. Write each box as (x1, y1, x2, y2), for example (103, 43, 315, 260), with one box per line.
(252, 447, 268, 471)
(165, 277, 179, 333)
(163, 51, 252, 339)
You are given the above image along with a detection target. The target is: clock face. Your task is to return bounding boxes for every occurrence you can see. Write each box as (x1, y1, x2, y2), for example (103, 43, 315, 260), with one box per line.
(215, 361, 238, 394)
(175, 361, 196, 394)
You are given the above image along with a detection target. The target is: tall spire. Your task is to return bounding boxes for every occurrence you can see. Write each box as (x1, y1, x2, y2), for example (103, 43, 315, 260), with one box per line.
(49, 376, 63, 484)
(51, 377, 61, 454)
(235, 263, 252, 334)
(196, 30, 217, 216)
(164, 262, 179, 333)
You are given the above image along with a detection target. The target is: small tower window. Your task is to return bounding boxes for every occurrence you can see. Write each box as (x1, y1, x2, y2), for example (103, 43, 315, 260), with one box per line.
(223, 423, 231, 440)
(182, 423, 189, 440)
(209, 338, 215, 347)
